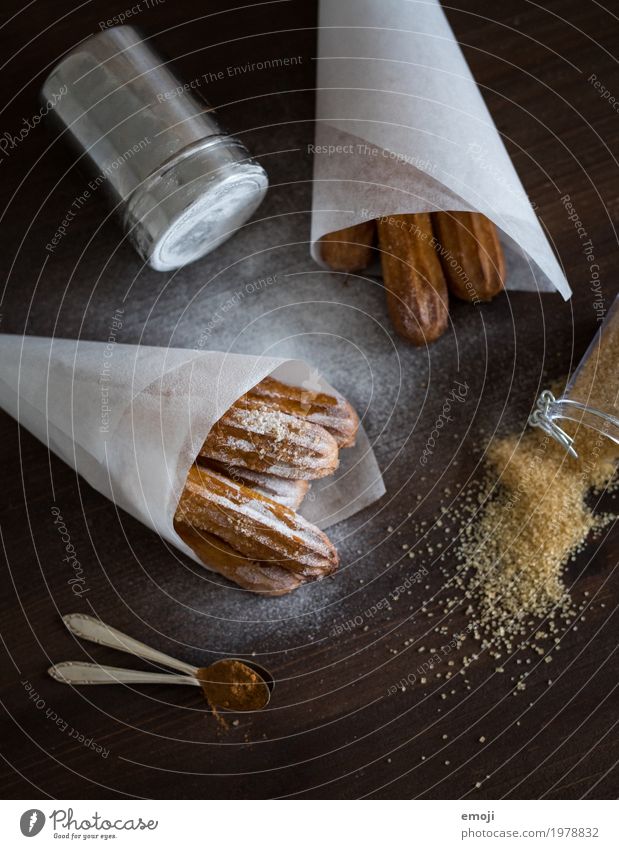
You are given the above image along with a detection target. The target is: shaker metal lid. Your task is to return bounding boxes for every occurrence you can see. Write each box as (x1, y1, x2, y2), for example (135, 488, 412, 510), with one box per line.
(40, 25, 268, 270)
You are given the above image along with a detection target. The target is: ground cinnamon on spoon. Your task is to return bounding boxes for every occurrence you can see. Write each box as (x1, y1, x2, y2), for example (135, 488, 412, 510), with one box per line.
(195, 659, 270, 728)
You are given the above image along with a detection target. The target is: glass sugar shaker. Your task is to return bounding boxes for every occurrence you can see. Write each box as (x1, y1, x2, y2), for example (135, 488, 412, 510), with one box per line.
(530, 294, 619, 457)
(40, 25, 268, 271)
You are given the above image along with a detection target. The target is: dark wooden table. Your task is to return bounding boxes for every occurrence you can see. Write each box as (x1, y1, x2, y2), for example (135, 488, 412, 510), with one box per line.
(1, 0, 617, 800)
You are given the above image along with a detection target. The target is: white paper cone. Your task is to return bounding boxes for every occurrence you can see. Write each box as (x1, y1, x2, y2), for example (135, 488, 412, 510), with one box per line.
(311, 0, 570, 298)
(0, 334, 385, 568)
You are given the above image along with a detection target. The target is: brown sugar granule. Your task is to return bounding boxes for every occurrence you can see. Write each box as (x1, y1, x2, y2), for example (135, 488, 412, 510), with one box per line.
(454, 306, 619, 650)
(461, 432, 595, 633)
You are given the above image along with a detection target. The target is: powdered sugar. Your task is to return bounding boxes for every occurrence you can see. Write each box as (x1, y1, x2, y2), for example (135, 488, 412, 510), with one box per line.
(236, 406, 289, 441)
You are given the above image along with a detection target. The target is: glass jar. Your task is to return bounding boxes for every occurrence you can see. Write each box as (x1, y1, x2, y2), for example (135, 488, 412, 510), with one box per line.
(530, 295, 619, 457)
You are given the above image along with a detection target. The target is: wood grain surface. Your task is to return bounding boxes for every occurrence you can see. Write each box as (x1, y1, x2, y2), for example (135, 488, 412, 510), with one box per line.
(0, 0, 617, 800)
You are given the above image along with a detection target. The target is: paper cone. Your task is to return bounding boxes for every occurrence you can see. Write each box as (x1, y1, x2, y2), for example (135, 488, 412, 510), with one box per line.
(0, 334, 384, 568)
(311, 0, 570, 298)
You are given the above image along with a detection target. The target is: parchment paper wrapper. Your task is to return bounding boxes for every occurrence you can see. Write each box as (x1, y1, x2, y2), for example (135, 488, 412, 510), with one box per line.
(311, 0, 570, 298)
(0, 334, 384, 568)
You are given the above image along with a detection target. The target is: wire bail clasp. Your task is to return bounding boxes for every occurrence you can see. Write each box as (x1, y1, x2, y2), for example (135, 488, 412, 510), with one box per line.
(528, 390, 577, 457)
(529, 389, 619, 460)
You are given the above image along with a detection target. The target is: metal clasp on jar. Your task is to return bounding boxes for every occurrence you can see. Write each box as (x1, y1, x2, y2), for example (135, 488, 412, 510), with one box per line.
(529, 389, 619, 459)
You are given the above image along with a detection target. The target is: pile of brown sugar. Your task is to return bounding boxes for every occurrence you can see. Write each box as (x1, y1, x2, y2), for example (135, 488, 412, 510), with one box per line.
(453, 308, 619, 652)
